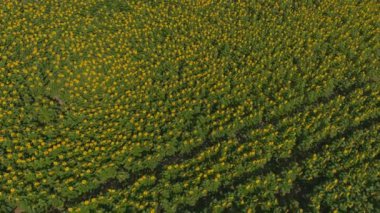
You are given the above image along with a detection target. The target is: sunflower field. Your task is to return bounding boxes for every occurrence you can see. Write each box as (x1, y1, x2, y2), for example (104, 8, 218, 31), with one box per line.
(0, 0, 379, 212)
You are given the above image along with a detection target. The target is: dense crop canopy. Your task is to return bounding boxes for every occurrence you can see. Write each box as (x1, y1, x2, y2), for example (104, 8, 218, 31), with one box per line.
(0, 0, 379, 212)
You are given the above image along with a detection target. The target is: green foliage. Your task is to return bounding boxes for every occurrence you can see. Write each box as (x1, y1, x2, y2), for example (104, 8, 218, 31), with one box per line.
(0, 0, 379, 212)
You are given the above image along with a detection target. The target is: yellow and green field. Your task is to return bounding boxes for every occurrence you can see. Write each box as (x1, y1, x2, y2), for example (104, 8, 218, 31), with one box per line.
(0, 0, 379, 212)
